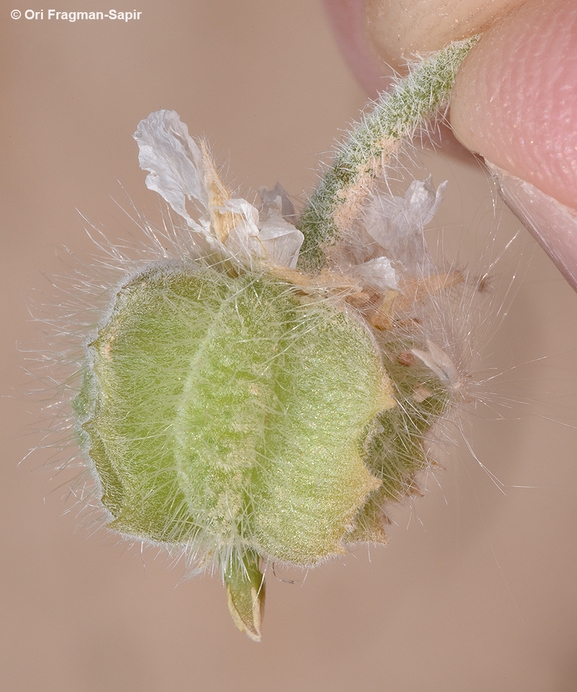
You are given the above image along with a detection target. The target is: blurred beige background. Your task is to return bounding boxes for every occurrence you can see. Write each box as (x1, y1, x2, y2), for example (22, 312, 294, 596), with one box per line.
(2, 1, 577, 690)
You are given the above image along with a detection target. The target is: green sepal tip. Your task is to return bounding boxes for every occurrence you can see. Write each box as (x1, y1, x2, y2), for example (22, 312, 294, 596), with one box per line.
(224, 551, 265, 642)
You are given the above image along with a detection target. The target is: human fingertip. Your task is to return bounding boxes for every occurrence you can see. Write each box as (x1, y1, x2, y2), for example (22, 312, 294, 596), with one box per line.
(322, 0, 393, 97)
(450, 0, 577, 211)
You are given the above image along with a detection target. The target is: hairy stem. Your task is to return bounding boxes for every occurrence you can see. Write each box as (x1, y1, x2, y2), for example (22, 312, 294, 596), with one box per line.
(297, 37, 479, 272)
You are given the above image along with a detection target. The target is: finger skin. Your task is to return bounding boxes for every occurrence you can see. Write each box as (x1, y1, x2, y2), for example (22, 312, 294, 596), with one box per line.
(321, 0, 392, 96)
(365, 0, 527, 72)
(323, 0, 528, 94)
(450, 0, 577, 212)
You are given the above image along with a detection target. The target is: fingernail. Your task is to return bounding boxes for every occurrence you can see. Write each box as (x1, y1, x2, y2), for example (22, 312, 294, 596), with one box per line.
(488, 163, 577, 292)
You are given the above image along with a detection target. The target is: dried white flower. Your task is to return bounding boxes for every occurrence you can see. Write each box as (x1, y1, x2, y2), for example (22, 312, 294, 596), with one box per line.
(364, 177, 446, 276)
(134, 109, 303, 269)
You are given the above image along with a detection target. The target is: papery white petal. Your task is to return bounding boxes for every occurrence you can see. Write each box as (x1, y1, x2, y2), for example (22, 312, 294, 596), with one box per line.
(411, 339, 462, 391)
(221, 199, 265, 262)
(258, 219, 303, 269)
(365, 177, 446, 274)
(259, 182, 296, 222)
(404, 176, 446, 228)
(134, 110, 208, 232)
(257, 185, 303, 268)
(348, 256, 399, 292)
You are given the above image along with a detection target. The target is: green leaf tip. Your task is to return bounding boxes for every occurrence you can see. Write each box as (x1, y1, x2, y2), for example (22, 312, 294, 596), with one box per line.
(224, 552, 265, 642)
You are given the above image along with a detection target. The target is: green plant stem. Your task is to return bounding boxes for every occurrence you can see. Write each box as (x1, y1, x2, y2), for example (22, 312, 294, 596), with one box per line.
(297, 37, 479, 273)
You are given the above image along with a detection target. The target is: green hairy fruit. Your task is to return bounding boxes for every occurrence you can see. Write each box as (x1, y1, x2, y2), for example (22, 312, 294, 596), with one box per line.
(74, 263, 416, 638)
(74, 262, 450, 640)
(75, 262, 393, 555)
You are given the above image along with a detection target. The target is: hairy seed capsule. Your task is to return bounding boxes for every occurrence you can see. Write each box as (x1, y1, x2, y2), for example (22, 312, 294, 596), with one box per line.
(73, 262, 397, 613)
